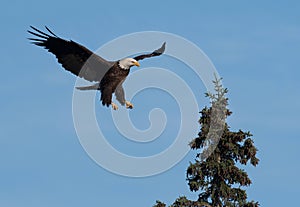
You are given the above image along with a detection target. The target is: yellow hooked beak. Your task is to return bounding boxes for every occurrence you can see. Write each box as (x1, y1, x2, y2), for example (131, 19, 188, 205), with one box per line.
(134, 61, 140, 67)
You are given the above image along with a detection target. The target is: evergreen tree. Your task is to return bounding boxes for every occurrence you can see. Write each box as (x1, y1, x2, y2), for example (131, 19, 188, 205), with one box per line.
(154, 77, 259, 207)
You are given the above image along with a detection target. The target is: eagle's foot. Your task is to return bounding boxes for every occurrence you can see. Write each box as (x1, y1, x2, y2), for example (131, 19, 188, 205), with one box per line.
(125, 101, 134, 109)
(111, 103, 119, 110)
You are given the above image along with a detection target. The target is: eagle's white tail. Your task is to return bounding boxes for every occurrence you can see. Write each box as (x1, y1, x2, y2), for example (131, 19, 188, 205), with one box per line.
(76, 83, 99, 90)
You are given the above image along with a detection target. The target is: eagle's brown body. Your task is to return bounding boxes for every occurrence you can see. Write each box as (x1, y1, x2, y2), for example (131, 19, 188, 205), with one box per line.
(28, 26, 165, 109)
(100, 62, 130, 106)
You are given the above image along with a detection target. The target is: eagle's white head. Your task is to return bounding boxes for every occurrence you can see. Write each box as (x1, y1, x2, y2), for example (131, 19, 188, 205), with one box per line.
(118, 58, 140, 70)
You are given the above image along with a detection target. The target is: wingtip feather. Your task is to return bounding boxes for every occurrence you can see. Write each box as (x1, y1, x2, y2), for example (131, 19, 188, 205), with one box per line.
(27, 30, 48, 39)
(45, 26, 58, 37)
(28, 26, 51, 38)
(154, 42, 166, 54)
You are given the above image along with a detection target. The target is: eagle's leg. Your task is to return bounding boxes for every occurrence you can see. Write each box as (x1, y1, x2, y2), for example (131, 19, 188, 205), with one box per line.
(125, 101, 134, 109)
(111, 102, 119, 110)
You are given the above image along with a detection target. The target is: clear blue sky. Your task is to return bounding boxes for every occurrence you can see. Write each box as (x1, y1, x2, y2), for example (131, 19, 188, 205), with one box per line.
(1, 0, 300, 206)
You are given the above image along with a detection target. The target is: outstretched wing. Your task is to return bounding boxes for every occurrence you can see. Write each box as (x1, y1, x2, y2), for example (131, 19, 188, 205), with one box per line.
(28, 26, 114, 82)
(133, 42, 166, 61)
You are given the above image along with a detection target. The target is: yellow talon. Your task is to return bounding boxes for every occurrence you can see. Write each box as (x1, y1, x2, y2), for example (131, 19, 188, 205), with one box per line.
(111, 103, 119, 110)
(125, 101, 134, 109)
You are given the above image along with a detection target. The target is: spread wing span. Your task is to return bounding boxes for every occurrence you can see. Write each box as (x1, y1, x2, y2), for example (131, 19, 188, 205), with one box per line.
(28, 26, 167, 108)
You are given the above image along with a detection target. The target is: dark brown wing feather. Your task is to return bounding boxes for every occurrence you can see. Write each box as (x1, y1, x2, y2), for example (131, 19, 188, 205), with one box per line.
(100, 87, 113, 106)
(133, 42, 166, 61)
(28, 26, 114, 82)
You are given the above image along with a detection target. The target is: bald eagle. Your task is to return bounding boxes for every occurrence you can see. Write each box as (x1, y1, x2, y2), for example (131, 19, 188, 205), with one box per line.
(28, 26, 166, 110)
